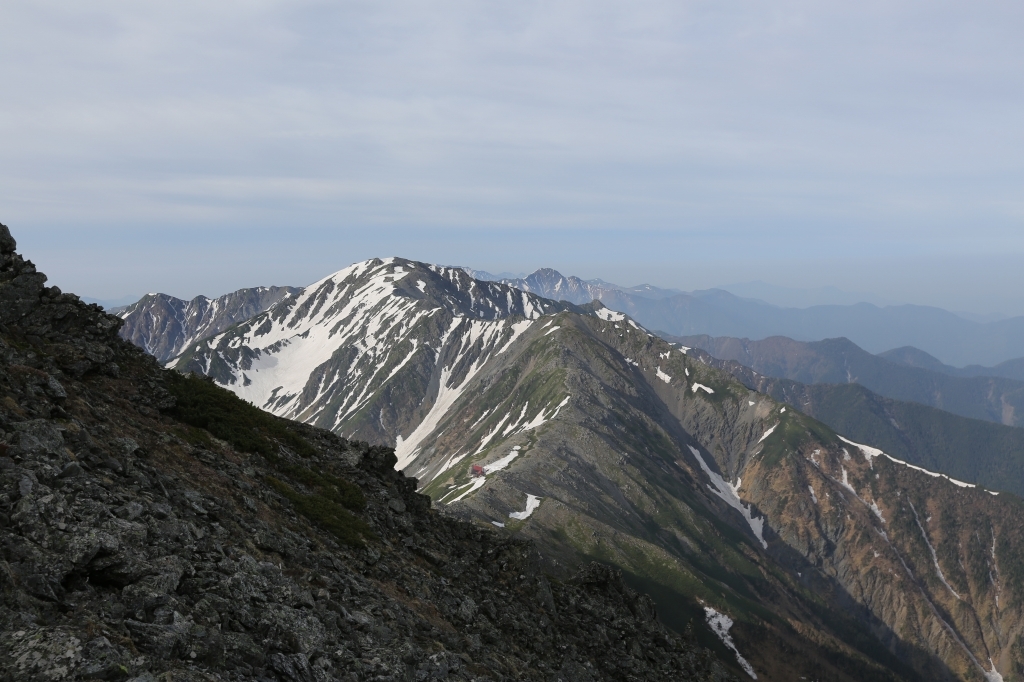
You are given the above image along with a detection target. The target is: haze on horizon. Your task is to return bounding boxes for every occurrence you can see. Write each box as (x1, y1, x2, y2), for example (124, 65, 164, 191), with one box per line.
(2, 1, 1023, 315)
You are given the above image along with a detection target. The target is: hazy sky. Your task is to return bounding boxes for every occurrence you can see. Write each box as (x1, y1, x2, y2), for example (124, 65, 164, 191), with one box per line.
(3, 1, 1023, 313)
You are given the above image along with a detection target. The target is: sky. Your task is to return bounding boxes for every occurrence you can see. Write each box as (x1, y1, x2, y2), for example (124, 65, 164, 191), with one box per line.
(2, 1, 1023, 314)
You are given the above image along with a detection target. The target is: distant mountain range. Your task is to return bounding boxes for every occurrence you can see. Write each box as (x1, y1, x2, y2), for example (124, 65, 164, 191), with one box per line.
(676, 335, 1024, 429)
(466, 267, 684, 301)
(468, 268, 1024, 367)
(110, 257, 1024, 681)
(715, 280, 901, 308)
(882, 345, 1024, 382)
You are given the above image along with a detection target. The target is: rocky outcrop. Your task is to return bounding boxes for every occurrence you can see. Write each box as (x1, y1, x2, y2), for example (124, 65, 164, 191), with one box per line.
(117, 287, 300, 364)
(0, 222, 733, 681)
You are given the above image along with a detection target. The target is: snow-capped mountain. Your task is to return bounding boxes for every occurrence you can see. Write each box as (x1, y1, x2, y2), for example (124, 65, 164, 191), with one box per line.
(170, 257, 1024, 682)
(468, 267, 681, 304)
(173, 259, 578, 452)
(116, 286, 299, 363)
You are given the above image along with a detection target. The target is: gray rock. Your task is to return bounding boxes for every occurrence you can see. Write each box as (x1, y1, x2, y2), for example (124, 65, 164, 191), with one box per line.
(111, 437, 139, 457)
(78, 636, 128, 681)
(124, 620, 186, 659)
(0, 223, 16, 253)
(12, 420, 66, 459)
(0, 628, 83, 682)
(58, 462, 83, 478)
(269, 652, 315, 682)
(45, 376, 67, 400)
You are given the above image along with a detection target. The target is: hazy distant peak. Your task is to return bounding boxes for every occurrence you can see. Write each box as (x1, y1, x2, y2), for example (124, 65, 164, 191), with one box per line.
(716, 280, 900, 308)
(877, 346, 949, 372)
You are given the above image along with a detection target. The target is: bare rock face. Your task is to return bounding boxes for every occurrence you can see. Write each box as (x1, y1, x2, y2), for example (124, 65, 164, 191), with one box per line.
(0, 221, 733, 682)
(116, 287, 301, 365)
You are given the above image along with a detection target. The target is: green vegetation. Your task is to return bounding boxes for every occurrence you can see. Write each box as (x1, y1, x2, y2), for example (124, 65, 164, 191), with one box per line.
(166, 371, 316, 458)
(166, 371, 372, 546)
(758, 412, 829, 468)
(273, 464, 366, 510)
(267, 476, 372, 547)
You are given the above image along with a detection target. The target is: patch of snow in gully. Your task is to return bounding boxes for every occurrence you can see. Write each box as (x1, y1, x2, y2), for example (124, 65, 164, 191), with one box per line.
(757, 423, 778, 444)
(509, 494, 541, 520)
(688, 445, 766, 549)
(704, 607, 756, 679)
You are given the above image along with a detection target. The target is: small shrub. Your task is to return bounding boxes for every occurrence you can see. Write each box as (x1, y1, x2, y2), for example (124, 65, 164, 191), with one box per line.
(267, 476, 372, 547)
(275, 463, 365, 510)
(166, 372, 316, 457)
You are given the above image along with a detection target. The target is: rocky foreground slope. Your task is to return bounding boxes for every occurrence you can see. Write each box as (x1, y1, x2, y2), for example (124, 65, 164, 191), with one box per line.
(0, 224, 736, 681)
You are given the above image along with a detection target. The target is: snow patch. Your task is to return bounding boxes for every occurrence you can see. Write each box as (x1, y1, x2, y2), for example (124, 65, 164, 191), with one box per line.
(840, 467, 856, 495)
(495, 319, 533, 355)
(704, 607, 757, 679)
(509, 494, 541, 521)
(910, 501, 961, 600)
(655, 367, 672, 384)
(594, 308, 625, 322)
(692, 383, 714, 394)
(838, 436, 978, 489)
(446, 477, 487, 504)
(396, 362, 476, 469)
(688, 445, 766, 549)
(484, 449, 521, 474)
(808, 485, 818, 504)
(757, 423, 778, 444)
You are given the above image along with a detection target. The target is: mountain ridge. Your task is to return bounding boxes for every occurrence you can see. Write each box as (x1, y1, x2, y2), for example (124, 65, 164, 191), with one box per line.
(881, 346, 1024, 382)
(673, 334, 1024, 428)
(167, 255, 1024, 681)
(117, 286, 300, 364)
(476, 267, 1024, 367)
(0, 221, 740, 681)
